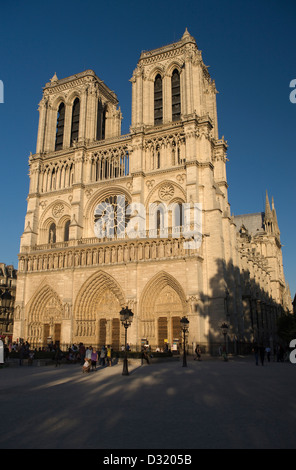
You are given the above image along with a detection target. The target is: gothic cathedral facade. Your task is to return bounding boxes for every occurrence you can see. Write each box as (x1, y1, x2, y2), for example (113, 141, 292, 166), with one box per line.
(13, 30, 292, 353)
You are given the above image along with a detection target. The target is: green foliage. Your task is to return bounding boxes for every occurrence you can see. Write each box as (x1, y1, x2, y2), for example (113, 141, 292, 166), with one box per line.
(277, 313, 296, 345)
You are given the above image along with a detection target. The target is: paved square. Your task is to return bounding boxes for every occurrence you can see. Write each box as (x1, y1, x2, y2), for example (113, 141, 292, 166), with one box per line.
(0, 356, 295, 449)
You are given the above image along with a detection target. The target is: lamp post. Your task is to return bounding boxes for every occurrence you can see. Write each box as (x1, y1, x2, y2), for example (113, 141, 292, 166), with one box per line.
(120, 306, 133, 376)
(180, 316, 189, 367)
(221, 322, 229, 361)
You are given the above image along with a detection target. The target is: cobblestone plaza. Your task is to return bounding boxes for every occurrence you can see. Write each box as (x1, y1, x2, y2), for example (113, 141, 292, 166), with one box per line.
(0, 356, 295, 450)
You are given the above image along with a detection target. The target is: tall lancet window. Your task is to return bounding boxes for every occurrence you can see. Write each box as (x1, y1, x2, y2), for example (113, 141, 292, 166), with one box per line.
(96, 101, 107, 141)
(171, 69, 181, 121)
(55, 102, 65, 150)
(70, 98, 80, 146)
(154, 74, 163, 125)
(64, 220, 70, 242)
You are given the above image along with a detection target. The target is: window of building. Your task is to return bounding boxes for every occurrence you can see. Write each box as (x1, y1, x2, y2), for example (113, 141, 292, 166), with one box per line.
(154, 74, 163, 125)
(171, 69, 181, 121)
(64, 220, 70, 242)
(70, 98, 80, 145)
(96, 100, 106, 141)
(55, 103, 65, 150)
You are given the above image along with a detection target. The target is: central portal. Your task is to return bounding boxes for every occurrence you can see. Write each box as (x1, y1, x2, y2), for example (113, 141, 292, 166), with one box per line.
(155, 286, 183, 349)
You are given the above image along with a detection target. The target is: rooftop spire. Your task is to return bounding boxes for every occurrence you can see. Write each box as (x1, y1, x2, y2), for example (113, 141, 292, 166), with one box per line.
(181, 28, 196, 44)
(264, 190, 272, 220)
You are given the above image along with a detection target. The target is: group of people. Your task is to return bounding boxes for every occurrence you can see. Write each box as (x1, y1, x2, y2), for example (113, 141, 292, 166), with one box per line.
(252, 343, 288, 366)
(82, 345, 113, 373)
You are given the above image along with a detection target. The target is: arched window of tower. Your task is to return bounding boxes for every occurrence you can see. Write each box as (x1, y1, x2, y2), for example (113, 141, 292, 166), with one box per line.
(171, 69, 181, 121)
(55, 102, 65, 151)
(70, 98, 80, 146)
(154, 74, 163, 125)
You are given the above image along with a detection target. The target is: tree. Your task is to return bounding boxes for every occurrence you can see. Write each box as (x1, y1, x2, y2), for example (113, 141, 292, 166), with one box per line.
(277, 313, 296, 345)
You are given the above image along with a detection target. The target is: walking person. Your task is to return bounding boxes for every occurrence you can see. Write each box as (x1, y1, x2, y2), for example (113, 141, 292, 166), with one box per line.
(265, 346, 271, 363)
(141, 346, 150, 365)
(194, 345, 201, 361)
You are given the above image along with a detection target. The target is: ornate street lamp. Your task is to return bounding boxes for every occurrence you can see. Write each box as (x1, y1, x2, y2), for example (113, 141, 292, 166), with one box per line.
(120, 305, 134, 376)
(221, 322, 229, 361)
(180, 316, 189, 367)
(224, 288, 229, 318)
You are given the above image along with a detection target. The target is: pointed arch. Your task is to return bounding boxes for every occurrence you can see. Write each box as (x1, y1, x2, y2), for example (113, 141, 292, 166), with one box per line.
(27, 284, 64, 323)
(140, 271, 187, 321)
(74, 270, 125, 321)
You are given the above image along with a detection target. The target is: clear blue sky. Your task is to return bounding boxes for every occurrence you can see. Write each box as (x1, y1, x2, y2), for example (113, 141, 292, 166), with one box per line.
(0, 0, 295, 298)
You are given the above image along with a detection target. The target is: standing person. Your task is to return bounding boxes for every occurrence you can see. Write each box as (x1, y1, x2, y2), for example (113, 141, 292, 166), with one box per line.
(54, 346, 63, 367)
(85, 346, 92, 362)
(265, 346, 271, 363)
(259, 344, 265, 366)
(91, 348, 98, 371)
(79, 343, 86, 365)
(99, 346, 106, 366)
(107, 345, 112, 366)
(19, 344, 25, 366)
(253, 343, 259, 366)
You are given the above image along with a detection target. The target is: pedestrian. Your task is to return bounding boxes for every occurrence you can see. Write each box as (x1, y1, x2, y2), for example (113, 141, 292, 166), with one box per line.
(99, 346, 106, 366)
(28, 350, 34, 366)
(82, 358, 91, 373)
(194, 345, 201, 361)
(265, 346, 271, 362)
(91, 348, 98, 371)
(107, 345, 112, 366)
(54, 346, 63, 367)
(259, 344, 265, 366)
(19, 344, 25, 366)
(85, 346, 92, 362)
(141, 347, 150, 365)
(253, 343, 259, 366)
(79, 343, 86, 365)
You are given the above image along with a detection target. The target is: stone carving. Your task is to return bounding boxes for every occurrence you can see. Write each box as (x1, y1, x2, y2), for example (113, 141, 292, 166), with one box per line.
(52, 203, 64, 218)
(159, 183, 175, 201)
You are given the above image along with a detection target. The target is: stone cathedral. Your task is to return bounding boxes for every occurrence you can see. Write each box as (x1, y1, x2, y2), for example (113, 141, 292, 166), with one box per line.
(13, 30, 292, 353)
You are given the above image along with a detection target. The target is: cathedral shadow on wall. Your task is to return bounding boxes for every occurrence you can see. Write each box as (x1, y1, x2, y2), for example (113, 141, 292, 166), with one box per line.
(197, 258, 284, 356)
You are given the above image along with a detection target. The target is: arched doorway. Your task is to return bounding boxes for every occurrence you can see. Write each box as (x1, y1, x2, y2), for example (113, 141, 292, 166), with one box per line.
(27, 285, 63, 347)
(73, 270, 126, 350)
(155, 285, 183, 349)
(140, 271, 187, 350)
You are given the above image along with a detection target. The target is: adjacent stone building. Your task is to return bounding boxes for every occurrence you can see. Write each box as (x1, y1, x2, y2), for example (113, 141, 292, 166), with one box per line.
(0, 263, 17, 341)
(13, 30, 292, 353)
